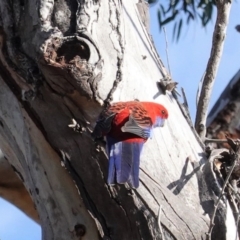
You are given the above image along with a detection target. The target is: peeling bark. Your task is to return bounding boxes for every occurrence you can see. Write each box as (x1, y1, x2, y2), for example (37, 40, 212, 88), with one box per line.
(0, 0, 234, 239)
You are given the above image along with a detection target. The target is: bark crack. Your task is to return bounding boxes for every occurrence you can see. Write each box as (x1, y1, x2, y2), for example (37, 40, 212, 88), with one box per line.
(140, 168, 199, 239)
(105, 0, 125, 105)
(105, 57, 123, 105)
(0, 0, 43, 90)
(161, 209, 178, 240)
(139, 179, 160, 205)
(61, 152, 111, 238)
(76, 0, 100, 34)
(139, 179, 180, 239)
(134, 190, 165, 239)
(161, 191, 196, 239)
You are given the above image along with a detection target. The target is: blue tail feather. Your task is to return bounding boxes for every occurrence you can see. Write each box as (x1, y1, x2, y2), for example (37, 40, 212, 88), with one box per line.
(106, 137, 143, 188)
(106, 137, 116, 185)
(128, 142, 143, 188)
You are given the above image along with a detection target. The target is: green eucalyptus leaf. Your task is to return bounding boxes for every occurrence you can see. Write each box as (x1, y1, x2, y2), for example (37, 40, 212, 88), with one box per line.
(155, 0, 216, 41)
(160, 10, 179, 26)
(158, 9, 162, 30)
(173, 21, 177, 40)
(160, 4, 166, 16)
(176, 19, 183, 41)
(147, 0, 158, 4)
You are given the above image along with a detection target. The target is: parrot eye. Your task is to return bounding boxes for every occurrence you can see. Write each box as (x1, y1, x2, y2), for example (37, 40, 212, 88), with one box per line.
(161, 110, 165, 115)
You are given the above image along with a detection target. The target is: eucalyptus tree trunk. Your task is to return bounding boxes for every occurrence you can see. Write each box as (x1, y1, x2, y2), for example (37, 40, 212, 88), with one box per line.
(0, 0, 234, 239)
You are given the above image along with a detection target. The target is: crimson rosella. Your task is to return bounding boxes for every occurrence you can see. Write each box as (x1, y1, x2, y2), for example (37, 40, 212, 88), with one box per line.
(92, 101, 168, 188)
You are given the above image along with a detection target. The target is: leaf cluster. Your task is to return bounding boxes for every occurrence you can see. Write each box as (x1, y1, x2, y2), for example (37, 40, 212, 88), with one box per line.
(148, 0, 216, 41)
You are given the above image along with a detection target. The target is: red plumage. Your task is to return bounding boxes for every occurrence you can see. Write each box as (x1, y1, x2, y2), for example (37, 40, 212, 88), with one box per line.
(92, 101, 168, 188)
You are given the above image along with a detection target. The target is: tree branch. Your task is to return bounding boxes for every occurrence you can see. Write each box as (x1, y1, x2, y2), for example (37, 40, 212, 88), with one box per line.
(207, 156, 237, 239)
(195, 0, 232, 140)
(207, 137, 240, 239)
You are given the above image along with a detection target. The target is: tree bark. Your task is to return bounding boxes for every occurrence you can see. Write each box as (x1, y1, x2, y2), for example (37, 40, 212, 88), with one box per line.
(0, 0, 236, 239)
(0, 150, 39, 222)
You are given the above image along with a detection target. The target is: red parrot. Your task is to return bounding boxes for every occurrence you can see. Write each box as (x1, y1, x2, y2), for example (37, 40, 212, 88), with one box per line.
(92, 101, 168, 188)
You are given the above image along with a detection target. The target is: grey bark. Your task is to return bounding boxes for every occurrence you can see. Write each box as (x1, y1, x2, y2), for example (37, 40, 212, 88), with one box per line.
(0, 0, 235, 239)
(195, 0, 232, 140)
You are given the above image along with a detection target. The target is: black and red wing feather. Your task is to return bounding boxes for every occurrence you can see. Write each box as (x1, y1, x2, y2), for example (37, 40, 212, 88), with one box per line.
(92, 101, 153, 139)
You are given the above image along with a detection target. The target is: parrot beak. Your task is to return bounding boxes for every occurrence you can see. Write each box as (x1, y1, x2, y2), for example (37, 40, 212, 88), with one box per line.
(155, 117, 166, 127)
(161, 119, 165, 127)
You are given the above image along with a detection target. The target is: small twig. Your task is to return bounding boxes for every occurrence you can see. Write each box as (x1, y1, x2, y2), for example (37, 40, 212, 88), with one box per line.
(195, 0, 232, 140)
(181, 87, 195, 127)
(227, 182, 240, 240)
(207, 153, 237, 239)
(181, 87, 191, 120)
(228, 183, 240, 202)
(158, 205, 165, 240)
(226, 184, 239, 218)
(236, 212, 240, 240)
(205, 138, 229, 144)
(181, 87, 189, 108)
(196, 71, 206, 108)
(163, 27, 171, 76)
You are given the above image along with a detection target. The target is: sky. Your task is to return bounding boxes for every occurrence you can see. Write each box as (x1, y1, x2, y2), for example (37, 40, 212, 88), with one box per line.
(149, 1, 240, 120)
(0, 198, 40, 239)
(1, 2, 240, 239)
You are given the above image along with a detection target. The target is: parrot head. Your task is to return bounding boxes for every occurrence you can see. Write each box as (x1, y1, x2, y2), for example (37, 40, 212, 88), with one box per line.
(152, 104, 169, 127)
